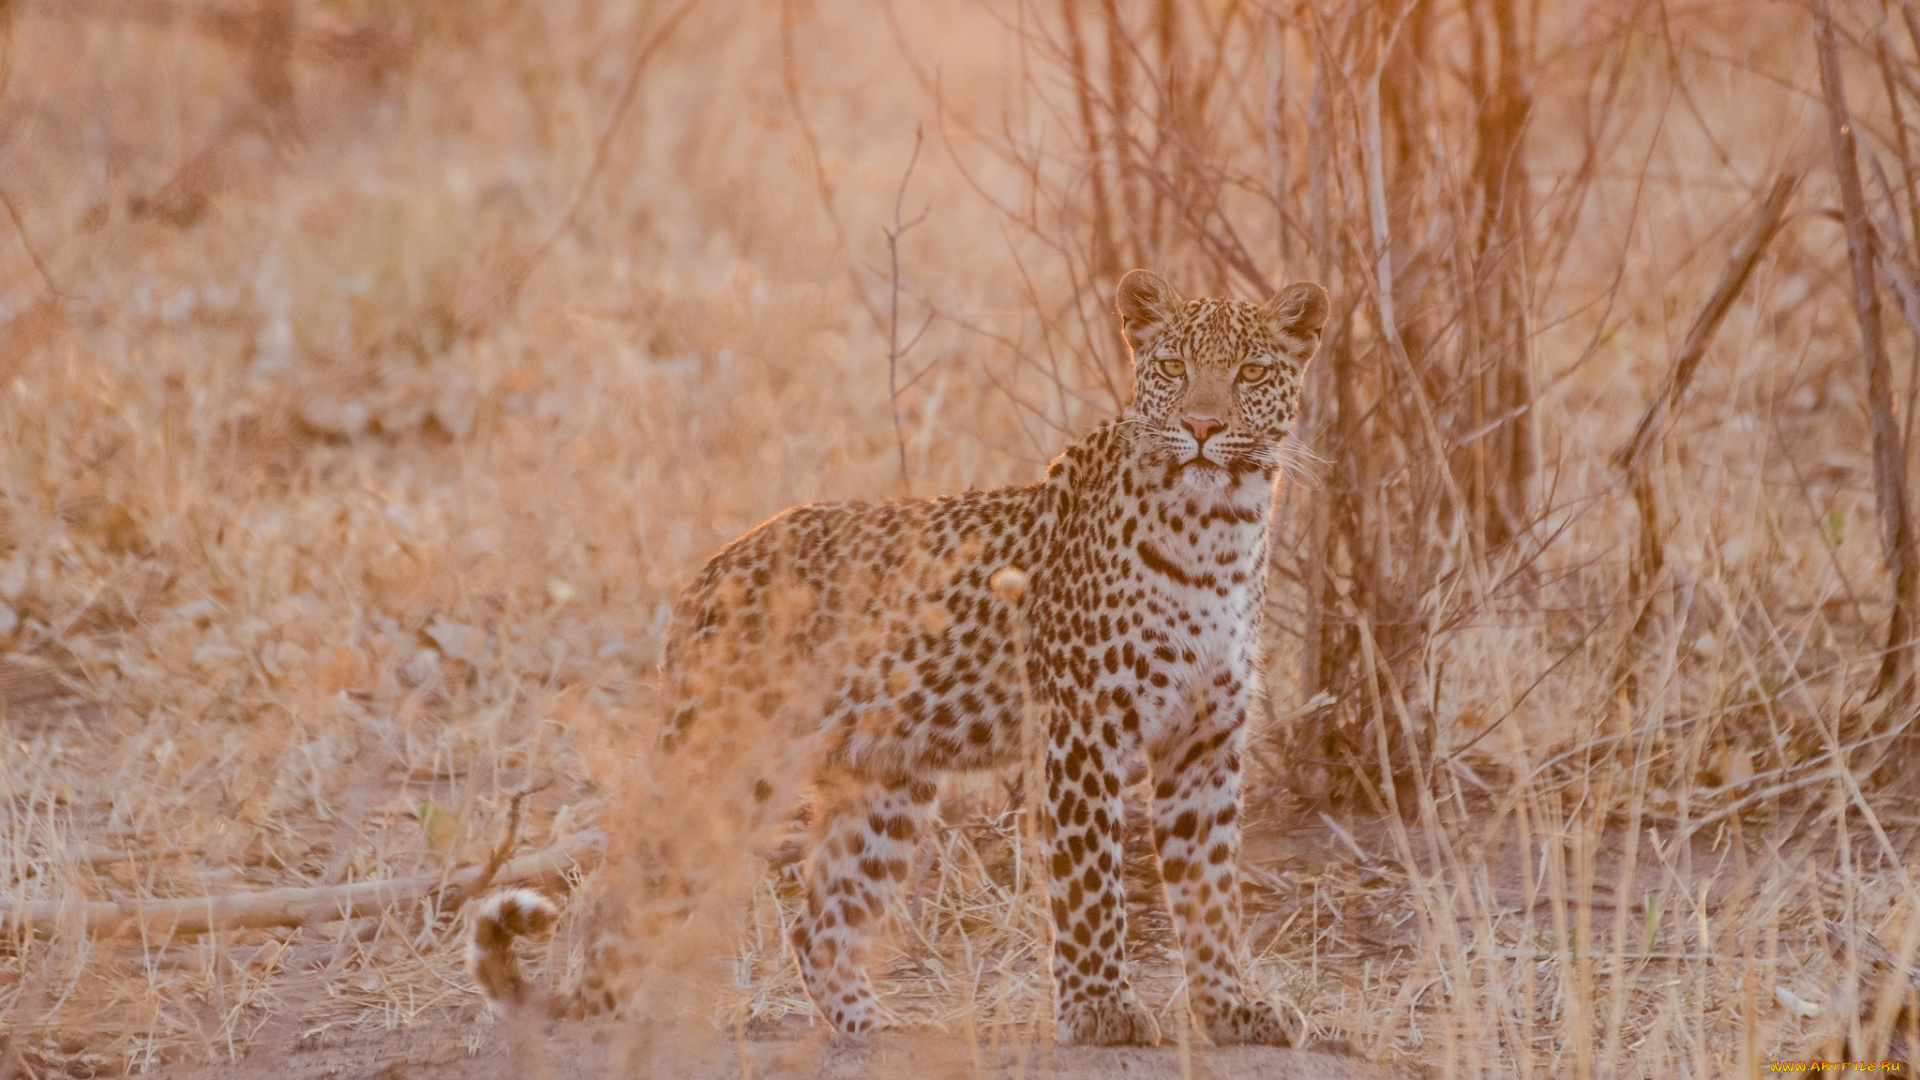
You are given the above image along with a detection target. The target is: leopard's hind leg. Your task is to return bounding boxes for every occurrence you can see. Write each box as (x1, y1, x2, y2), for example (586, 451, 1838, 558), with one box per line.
(550, 659, 825, 1022)
(790, 771, 939, 1034)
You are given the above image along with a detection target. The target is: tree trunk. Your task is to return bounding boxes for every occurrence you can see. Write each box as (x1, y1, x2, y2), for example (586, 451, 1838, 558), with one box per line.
(1814, 0, 1920, 710)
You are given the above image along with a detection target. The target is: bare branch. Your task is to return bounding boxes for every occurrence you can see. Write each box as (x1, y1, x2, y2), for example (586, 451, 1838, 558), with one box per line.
(1, 830, 605, 941)
(1613, 173, 1800, 477)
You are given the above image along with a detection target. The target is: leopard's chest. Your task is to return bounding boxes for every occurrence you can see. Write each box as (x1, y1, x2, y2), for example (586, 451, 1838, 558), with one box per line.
(1118, 490, 1265, 653)
(1039, 473, 1270, 685)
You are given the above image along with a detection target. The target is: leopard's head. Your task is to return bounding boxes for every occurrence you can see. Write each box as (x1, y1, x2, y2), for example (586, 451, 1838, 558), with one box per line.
(1116, 270, 1329, 480)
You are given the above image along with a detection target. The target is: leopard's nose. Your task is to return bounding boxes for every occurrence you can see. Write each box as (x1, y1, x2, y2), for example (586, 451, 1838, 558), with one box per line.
(1183, 415, 1223, 443)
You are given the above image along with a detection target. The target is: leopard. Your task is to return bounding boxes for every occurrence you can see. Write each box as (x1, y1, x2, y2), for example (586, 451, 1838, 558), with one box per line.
(468, 269, 1331, 1048)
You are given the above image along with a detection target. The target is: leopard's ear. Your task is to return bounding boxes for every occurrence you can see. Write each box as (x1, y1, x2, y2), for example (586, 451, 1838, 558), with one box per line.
(1260, 282, 1330, 365)
(1116, 270, 1185, 358)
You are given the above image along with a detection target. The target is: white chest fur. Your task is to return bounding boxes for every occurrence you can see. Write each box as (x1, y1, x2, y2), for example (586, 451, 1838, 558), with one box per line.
(1130, 469, 1272, 670)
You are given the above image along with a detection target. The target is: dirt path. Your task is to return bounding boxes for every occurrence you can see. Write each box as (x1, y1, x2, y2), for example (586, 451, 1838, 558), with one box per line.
(173, 1013, 1411, 1080)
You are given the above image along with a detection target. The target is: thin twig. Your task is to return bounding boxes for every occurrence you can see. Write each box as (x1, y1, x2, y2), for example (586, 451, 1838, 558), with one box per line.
(0, 188, 59, 298)
(453, 0, 701, 337)
(438, 783, 545, 911)
(884, 124, 930, 493)
(781, 0, 886, 335)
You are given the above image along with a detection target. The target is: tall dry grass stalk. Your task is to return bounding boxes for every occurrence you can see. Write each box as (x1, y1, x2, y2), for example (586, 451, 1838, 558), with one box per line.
(0, 0, 1917, 1077)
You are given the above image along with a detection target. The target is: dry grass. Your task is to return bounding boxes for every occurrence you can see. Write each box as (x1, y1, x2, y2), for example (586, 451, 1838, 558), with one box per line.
(1, 0, 1918, 1077)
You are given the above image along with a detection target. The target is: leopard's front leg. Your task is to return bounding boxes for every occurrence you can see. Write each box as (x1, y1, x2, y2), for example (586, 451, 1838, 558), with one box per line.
(1148, 686, 1293, 1046)
(1041, 692, 1161, 1046)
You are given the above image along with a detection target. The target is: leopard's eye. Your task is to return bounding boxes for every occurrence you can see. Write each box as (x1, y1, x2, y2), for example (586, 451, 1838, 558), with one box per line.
(1156, 359, 1187, 380)
(1237, 363, 1273, 385)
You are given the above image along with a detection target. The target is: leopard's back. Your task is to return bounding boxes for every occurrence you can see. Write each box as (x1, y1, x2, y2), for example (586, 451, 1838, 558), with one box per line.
(663, 476, 1066, 777)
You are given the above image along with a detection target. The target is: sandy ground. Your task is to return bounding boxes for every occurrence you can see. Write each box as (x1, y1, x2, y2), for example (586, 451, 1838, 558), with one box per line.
(172, 1012, 1411, 1080)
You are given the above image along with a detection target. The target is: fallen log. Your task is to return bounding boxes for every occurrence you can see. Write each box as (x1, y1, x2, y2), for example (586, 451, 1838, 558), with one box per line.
(1, 829, 604, 941)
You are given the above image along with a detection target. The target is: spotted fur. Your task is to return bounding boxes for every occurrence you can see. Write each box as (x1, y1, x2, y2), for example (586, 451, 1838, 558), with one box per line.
(469, 270, 1330, 1046)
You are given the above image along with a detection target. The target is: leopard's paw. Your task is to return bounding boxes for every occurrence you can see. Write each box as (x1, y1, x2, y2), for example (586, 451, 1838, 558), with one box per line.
(1057, 996, 1162, 1046)
(1200, 998, 1298, 1047)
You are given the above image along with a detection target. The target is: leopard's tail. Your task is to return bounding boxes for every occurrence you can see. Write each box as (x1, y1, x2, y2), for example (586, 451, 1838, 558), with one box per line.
(467, 888, 560, 1018)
